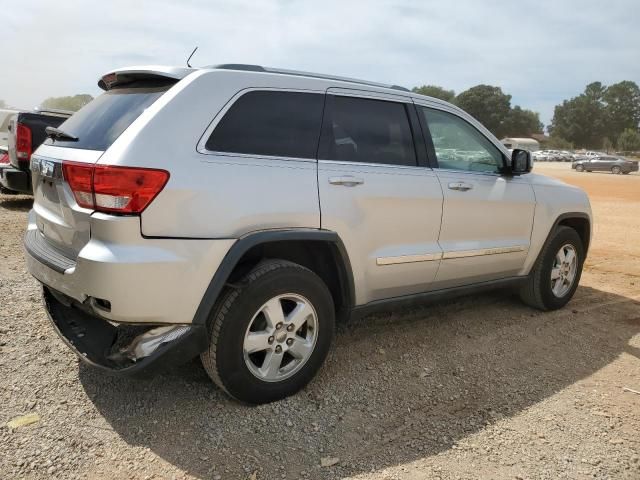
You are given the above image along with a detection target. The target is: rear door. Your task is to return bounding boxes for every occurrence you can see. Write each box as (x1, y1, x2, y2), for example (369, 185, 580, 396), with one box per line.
(317, 89, 443, 304)
(30, 84, 173, 259)
(416, 104, 536, 287)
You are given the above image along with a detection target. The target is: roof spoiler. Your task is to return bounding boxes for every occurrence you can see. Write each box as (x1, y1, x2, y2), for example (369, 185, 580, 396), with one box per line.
(98, 66, 195, 91)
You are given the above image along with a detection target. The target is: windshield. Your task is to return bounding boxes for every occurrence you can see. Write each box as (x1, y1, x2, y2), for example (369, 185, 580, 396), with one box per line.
(45, 85, 171, 151)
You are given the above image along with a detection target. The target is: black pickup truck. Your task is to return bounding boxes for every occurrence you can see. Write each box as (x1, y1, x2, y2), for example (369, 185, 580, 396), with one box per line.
(0, 109, 72, 194)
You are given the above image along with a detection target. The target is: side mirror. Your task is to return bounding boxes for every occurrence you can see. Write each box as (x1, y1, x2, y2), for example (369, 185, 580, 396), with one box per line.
(510, 149, 532, 175)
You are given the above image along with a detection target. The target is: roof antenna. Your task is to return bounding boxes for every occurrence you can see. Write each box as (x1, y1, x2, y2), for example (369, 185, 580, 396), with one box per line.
(186, 46, 198, 68)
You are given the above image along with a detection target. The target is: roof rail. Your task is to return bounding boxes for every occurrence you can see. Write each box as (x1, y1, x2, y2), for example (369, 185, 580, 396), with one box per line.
(208, 63, 410, 93)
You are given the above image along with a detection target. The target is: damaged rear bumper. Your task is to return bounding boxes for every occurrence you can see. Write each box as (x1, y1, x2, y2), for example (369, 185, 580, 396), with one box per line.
(43, 287, 208, 376)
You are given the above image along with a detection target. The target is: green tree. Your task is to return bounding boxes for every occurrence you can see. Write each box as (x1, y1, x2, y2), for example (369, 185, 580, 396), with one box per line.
(40, 94, 93, 112)
(503, 106, 543, 137)
(547, 136, 574, 150)
(616, 128, 640, 152)
(454, 85, 512, 137)
(549, 82, 607, 149)
(602, 81, 640, 143)
(412, 85, 456, 103)
(602, 137, 613, 153)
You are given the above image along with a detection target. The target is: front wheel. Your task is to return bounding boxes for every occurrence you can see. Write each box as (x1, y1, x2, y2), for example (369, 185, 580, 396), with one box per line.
(201, 259, 335, 404)
(519, 226, 584, 311)
(611, 166, 622, 174)
(575, 164, 585, 172)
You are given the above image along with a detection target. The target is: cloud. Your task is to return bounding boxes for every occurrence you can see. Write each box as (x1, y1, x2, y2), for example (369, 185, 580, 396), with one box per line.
(1, 0, 638, 125)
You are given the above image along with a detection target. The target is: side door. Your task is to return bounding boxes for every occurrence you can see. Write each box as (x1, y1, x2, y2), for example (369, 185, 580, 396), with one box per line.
(317, 90, 444, 305)
(415, 104, 536, 288)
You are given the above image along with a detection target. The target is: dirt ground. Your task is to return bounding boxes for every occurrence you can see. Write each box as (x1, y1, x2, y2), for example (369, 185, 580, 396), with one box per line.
(0, 163, 638, 479)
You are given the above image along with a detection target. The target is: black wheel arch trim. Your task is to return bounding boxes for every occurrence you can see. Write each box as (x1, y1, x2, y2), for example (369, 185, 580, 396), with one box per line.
(532, 212, 591, 271)
(192, 229, 355, 325)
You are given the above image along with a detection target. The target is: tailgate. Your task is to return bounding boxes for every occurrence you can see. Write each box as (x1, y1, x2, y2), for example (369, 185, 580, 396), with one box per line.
(29, 82, 174, 258)
(31, 145, 103, 259)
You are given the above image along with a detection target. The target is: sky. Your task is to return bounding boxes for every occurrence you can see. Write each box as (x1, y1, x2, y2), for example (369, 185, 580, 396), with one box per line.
(1, 0, 638, 126)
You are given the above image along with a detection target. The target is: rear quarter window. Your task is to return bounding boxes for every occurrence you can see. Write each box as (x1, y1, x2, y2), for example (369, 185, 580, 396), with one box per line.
(46, 85, 171, 151)
(205, 91, 325, 159)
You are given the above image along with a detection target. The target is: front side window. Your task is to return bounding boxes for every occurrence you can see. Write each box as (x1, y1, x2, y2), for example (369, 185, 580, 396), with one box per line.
(319, 96, 417, 166)
(420, 107, 503, 173)
(206, 91, 324, 159)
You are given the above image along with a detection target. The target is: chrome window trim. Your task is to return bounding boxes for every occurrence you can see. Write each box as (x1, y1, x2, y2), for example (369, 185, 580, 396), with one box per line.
(318, 159, 432, 171)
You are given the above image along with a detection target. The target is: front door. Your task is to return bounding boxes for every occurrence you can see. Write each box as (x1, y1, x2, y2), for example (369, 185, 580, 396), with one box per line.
(318, 91, 444, 305)
(416, 105, 536, 288)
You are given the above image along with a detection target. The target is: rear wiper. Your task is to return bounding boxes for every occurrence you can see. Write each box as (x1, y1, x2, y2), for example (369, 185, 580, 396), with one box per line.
(45, 126, 78, 142)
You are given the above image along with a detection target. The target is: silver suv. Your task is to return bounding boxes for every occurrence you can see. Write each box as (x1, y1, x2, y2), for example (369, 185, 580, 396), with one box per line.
(24, 64, 592, 404)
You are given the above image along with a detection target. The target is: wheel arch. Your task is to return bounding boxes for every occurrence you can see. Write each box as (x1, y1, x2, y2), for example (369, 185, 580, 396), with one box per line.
(532, 212, 591, 271)
(192, 230, 355, 326)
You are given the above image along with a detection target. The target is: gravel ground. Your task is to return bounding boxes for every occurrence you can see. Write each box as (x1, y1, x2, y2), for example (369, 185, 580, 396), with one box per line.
(1, 164, 639, 479)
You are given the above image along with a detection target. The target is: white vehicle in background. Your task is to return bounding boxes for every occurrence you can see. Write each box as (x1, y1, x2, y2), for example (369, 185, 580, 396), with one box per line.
(0, 109, 21, 153)
(585, 151, 605, 158)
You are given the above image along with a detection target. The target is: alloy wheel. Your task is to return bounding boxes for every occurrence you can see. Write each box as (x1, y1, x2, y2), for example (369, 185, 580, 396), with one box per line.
(550, 244, 578, 298)
(243, 293, 318, 382)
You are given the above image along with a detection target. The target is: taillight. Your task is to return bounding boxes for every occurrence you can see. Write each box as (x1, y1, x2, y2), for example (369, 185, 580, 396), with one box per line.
(16, 123, 32, 162)
(61, 161, 169, 214)
(0, 153, 9, 164)
(62, 162, 94, 208)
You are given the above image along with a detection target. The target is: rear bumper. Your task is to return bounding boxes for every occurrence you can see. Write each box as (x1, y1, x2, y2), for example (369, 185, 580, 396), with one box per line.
(24, 210, 235, 325)
(43, 286, 208, 375)
(0, 165, 31, 194)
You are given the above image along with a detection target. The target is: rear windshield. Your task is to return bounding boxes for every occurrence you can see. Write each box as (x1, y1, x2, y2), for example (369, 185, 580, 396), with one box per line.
(45, 85, 171, 150)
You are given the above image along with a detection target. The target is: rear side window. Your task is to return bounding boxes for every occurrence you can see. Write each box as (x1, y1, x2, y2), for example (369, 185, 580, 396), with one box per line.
(319, 96, 417, 166)
(206, 91, 324, 159)
(46, 86, 171, 151)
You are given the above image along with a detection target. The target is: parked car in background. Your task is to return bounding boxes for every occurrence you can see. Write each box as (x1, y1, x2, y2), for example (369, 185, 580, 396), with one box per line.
(532, 150, 552, 161)
(23, 63, 592, 404)
(0, 109, 72, 194)
(0, 108, 22, 153)
(572, 156, 639, 174)
(584, 151, 605, 158)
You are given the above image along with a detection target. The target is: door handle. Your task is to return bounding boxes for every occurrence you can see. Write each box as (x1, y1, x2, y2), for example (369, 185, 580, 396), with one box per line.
(448, 182, 473, 191)
(329, 176, 364, 187)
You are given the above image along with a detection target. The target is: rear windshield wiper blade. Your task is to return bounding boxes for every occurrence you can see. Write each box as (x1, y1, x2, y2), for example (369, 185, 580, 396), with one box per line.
(45, 126, 78, 142)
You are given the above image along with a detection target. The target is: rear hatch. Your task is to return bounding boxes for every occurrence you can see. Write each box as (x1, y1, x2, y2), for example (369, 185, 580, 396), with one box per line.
(31, 81, 174, 260)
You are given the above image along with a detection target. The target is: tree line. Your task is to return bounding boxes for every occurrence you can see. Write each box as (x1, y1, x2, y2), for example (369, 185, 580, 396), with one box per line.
(4, 81, 640, 151)
(412, 81, 640, 151)
(412, 84, 543, 139)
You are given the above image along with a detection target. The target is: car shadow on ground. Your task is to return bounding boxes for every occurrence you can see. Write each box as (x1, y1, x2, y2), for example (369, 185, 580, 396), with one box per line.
(79, 285, 640, 479)
(0, 195, 33, 212)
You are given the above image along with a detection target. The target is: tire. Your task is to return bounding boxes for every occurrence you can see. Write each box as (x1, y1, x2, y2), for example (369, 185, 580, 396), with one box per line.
(611, 166, 621, 174)
(575, 164, 584, 172)
(519, 226, 584, 311)
(201, 259, 335, 404)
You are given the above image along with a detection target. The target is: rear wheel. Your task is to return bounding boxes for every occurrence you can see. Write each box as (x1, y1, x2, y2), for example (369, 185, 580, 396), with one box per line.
(575, 164, 584, 172)
(201, 259, 335, 404)
(519, 226, 584, 311)
(611, 165, 622, 174)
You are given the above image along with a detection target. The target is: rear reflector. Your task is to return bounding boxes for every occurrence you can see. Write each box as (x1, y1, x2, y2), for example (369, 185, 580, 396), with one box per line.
(0, 153, 9, 164)
(62, 162, 169, 214)
(16, 123, 33, 162)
